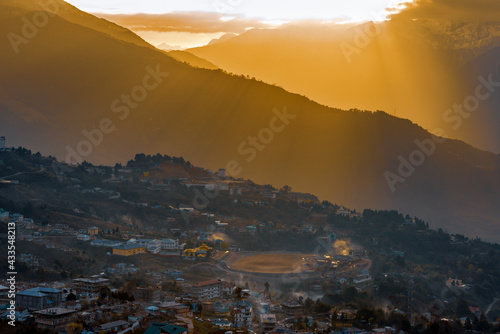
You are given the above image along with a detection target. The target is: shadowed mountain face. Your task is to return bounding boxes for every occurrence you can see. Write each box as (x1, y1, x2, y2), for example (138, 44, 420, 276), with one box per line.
(187, 19, 500, 154)
(1, 1, 500, 241)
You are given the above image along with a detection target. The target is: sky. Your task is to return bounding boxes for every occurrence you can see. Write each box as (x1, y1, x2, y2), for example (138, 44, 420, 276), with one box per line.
(65, 0, 414, 22)
(65, 0, 415, 49)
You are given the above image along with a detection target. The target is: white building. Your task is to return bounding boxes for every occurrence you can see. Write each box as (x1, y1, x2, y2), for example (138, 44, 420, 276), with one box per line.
(77, 234, 91, 241)
(161, 238, 179, 250)
(234, 304, 253, 328)
(260, 314, 277, 333)
(191, 279, 222, 300)
(0, 209, 9, 221)
(91, 239, 123, 247)
(217, 168, 226, 178)
(10, 213, 24, 222)
(130, 239, 162, 253)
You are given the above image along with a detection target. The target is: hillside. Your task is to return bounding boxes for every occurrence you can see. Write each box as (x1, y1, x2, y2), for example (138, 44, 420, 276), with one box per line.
(0, 1, 500, 241)
(167, 50, 219, 70)
(187, 19, 500, 153)
(2, 0, 152, 49)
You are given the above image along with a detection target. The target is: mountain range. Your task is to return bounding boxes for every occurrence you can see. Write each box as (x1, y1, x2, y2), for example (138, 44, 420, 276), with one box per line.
(0, 0, 499, 241)
(187, 19, 500, 154)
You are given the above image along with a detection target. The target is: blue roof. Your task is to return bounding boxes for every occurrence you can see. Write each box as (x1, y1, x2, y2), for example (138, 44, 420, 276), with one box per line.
(18, 291, 46, 297)
(144, 323, 187, 334)
(114, 244, 145, 250)
(18, 287, 61, 297)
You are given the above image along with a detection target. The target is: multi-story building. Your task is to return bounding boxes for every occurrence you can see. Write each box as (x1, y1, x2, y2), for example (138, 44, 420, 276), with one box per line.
(130, 239, 162, 253)
(162, 238, 179, 250)
(144, 323, 187, 334)
(112, 244, 146, 256)
(133, 286, 161, 303)
(191, 279, 222, 300)
(260, 314, 277, 333)
(34, 308, 77, 331)
(17, 287, 62, 310)
(77, 234, 90, 241)
(234, 303, 253, 328)
(0, 209, 9, 222)
(0, 136, 5, 151)
(73, 277, 109, 297)
(88, 226, 99, 235)
(91, 239, 123, 247)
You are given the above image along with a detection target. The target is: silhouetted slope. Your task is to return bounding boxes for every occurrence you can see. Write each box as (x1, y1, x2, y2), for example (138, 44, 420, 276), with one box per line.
(188, 19, 500, 153)
(167, 50, 219, 70)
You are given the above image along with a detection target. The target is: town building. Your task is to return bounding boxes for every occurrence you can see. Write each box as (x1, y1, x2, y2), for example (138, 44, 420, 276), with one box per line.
(73, 277, 109, 297)
(260, 314, 277, 333)
(34, 308, 77, 331)
(99, 320, 130, 332)
(234, 303, 253, 328)
(88, 226, 99, 235)
(162, 238, 179, 250)
(144, 323, 188, 334)
(191, 279, 222, 300)
(113, 243, 146, 256)
(90, 239, 123, 247)
(281, 302, 303, 315)
(17, 287, 62, 310)
(129, 239, 162, 253)
(77, 234, 91, 241)
(133, 286, 161, 302)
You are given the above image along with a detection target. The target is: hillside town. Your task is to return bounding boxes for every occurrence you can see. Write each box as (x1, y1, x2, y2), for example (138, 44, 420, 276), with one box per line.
(0, 146, 499, 334)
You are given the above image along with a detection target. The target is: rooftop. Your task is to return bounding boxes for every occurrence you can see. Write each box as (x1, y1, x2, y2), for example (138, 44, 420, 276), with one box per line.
(19, 287, 62, 296)
(114, 243, 146, 250)
(100, 320, 129, 330)
(144, 323, 187, 334)
(35, 308, 76, 316)
(194, 279, 221, 287)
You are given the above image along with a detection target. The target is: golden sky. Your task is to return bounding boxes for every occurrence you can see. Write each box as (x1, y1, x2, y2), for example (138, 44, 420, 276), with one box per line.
(66, 0, 415, 48)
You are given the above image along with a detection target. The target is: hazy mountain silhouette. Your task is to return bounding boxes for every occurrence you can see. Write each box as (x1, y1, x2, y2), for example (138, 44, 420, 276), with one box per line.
(167, 50, 219, 70)
(1, 1, 499, 241)
(187, 19, 500, 153)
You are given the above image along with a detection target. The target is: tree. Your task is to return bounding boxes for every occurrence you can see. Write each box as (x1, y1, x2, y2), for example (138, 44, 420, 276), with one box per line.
(66, 293, 77, 301)
(280, 185, 292, 194)
(456, 299, 469, 317)
(66, 322, 83, 334)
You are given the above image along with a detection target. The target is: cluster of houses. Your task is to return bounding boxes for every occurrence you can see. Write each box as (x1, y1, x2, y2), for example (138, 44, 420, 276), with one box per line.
(0, 209, 34, 227)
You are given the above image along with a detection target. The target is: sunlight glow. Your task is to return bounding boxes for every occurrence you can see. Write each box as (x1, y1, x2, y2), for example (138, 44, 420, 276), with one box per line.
(65, 0, 415, 23)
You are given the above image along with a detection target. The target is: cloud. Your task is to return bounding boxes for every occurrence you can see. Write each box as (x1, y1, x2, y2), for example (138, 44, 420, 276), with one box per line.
(94, 11, 270, 34)
(394, 0, 500, 21)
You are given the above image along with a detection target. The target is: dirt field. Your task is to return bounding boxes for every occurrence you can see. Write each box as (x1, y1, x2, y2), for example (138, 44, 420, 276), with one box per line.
(229, 253, 311, 273)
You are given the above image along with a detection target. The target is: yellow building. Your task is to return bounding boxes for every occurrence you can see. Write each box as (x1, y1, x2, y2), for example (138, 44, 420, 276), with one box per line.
(88, 226, 99, 235)
(113, 244, 146, 256)
(182, 244, 212, 260)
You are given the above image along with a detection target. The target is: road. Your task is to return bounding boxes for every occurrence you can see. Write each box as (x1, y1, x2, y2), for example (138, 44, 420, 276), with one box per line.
(0, 167, 45, 180)
(485, 298, 499, 316)
(177, 315, 194, 333)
